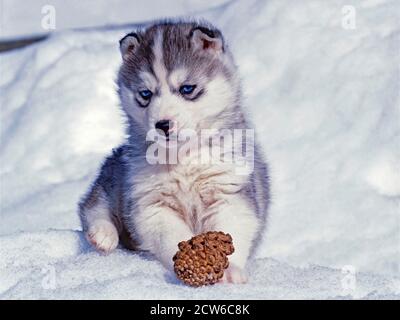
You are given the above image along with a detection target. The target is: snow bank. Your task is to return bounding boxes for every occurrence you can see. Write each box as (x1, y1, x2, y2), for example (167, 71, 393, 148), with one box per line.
(0, 0, 231, 40)
(0, 0, 399, 299)
(214, 0, 400, 276)
(1, 230, 398, 299)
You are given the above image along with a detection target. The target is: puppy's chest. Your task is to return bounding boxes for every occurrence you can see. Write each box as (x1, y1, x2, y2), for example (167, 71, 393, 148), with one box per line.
(135, 164, 247, 230)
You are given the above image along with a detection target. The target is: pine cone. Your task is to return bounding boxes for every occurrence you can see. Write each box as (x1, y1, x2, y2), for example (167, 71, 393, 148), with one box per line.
(173, 231, 234, 287)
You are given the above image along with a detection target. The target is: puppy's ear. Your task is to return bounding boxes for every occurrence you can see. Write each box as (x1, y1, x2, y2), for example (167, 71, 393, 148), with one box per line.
(190, 26, 224, 55)
(119, 32, 140, 61)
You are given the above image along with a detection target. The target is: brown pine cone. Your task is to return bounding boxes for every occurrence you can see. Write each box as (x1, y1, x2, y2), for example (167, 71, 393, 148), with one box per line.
(173, 231, 234, 287)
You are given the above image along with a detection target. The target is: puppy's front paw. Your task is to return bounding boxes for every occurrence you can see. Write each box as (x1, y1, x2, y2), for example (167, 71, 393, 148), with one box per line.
(86, 220, 119, 253)
(221, 263, 248, 284)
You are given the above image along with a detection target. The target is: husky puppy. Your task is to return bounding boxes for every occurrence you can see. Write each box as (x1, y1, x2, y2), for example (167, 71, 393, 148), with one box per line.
(79, 20, 269, 283)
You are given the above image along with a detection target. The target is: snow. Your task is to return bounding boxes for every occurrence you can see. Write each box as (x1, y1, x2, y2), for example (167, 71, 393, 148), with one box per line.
(1, 230, 398, 299)
(1, 0, 399, 299)
(0, 0, 231, 40)
(366, 150, 400, 197)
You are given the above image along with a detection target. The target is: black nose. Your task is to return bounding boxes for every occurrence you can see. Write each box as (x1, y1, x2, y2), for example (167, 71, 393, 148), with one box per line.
(155, 120, 172, 136)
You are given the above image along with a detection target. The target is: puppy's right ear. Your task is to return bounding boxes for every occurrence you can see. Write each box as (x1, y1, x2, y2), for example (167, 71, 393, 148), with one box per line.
(119, 32, 140, 61)
(190, 26, 224, 56)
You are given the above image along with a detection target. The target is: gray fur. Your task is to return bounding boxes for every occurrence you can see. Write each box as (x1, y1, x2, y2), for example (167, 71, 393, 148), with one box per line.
(79, 19, 270, 260)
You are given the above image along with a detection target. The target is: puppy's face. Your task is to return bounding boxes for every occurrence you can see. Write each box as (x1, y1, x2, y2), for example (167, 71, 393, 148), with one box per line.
(118, 22, 239, 142)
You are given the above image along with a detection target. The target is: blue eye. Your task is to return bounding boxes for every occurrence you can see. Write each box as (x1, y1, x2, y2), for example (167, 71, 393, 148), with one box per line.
(139, 90, 152, 100)
(179, 85, 196, 95)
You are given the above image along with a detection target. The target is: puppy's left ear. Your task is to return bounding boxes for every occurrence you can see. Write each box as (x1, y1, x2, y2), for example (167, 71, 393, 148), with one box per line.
(119, 32, 140, 61)
(190, 26, 224, 55)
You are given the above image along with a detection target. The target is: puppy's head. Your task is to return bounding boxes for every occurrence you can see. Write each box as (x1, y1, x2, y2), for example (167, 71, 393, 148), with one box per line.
(117, 20, 240, 142)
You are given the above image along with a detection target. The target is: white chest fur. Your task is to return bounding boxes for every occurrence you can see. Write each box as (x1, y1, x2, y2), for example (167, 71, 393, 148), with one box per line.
(131, 159, 249, 234)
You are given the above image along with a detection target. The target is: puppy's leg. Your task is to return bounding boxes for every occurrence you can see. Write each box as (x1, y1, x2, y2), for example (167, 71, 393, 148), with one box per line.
(212, 196, 258, 284)
(135, 207, 193, 272)
(79, 185, 119, 253)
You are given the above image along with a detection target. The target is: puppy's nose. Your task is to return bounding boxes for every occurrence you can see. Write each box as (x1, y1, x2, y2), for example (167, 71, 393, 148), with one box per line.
(155, 119, 173, 136)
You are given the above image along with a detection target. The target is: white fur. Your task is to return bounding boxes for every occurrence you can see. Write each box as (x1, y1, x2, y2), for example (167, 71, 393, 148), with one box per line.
(125, 30, 254, 282)
(131, 138, 257, 283)
(83, 191, 119, 253)
(130, 31, 237, 137)
(81, 23, 265, 284)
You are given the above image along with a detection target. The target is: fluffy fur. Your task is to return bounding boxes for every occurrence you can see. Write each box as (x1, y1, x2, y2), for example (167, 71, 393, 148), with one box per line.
(79, 19, 270, 283)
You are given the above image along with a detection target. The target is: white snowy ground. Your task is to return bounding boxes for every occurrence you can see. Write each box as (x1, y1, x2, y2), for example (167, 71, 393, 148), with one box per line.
(0, 230, 398, 299)
(1, 0, 399, 299)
